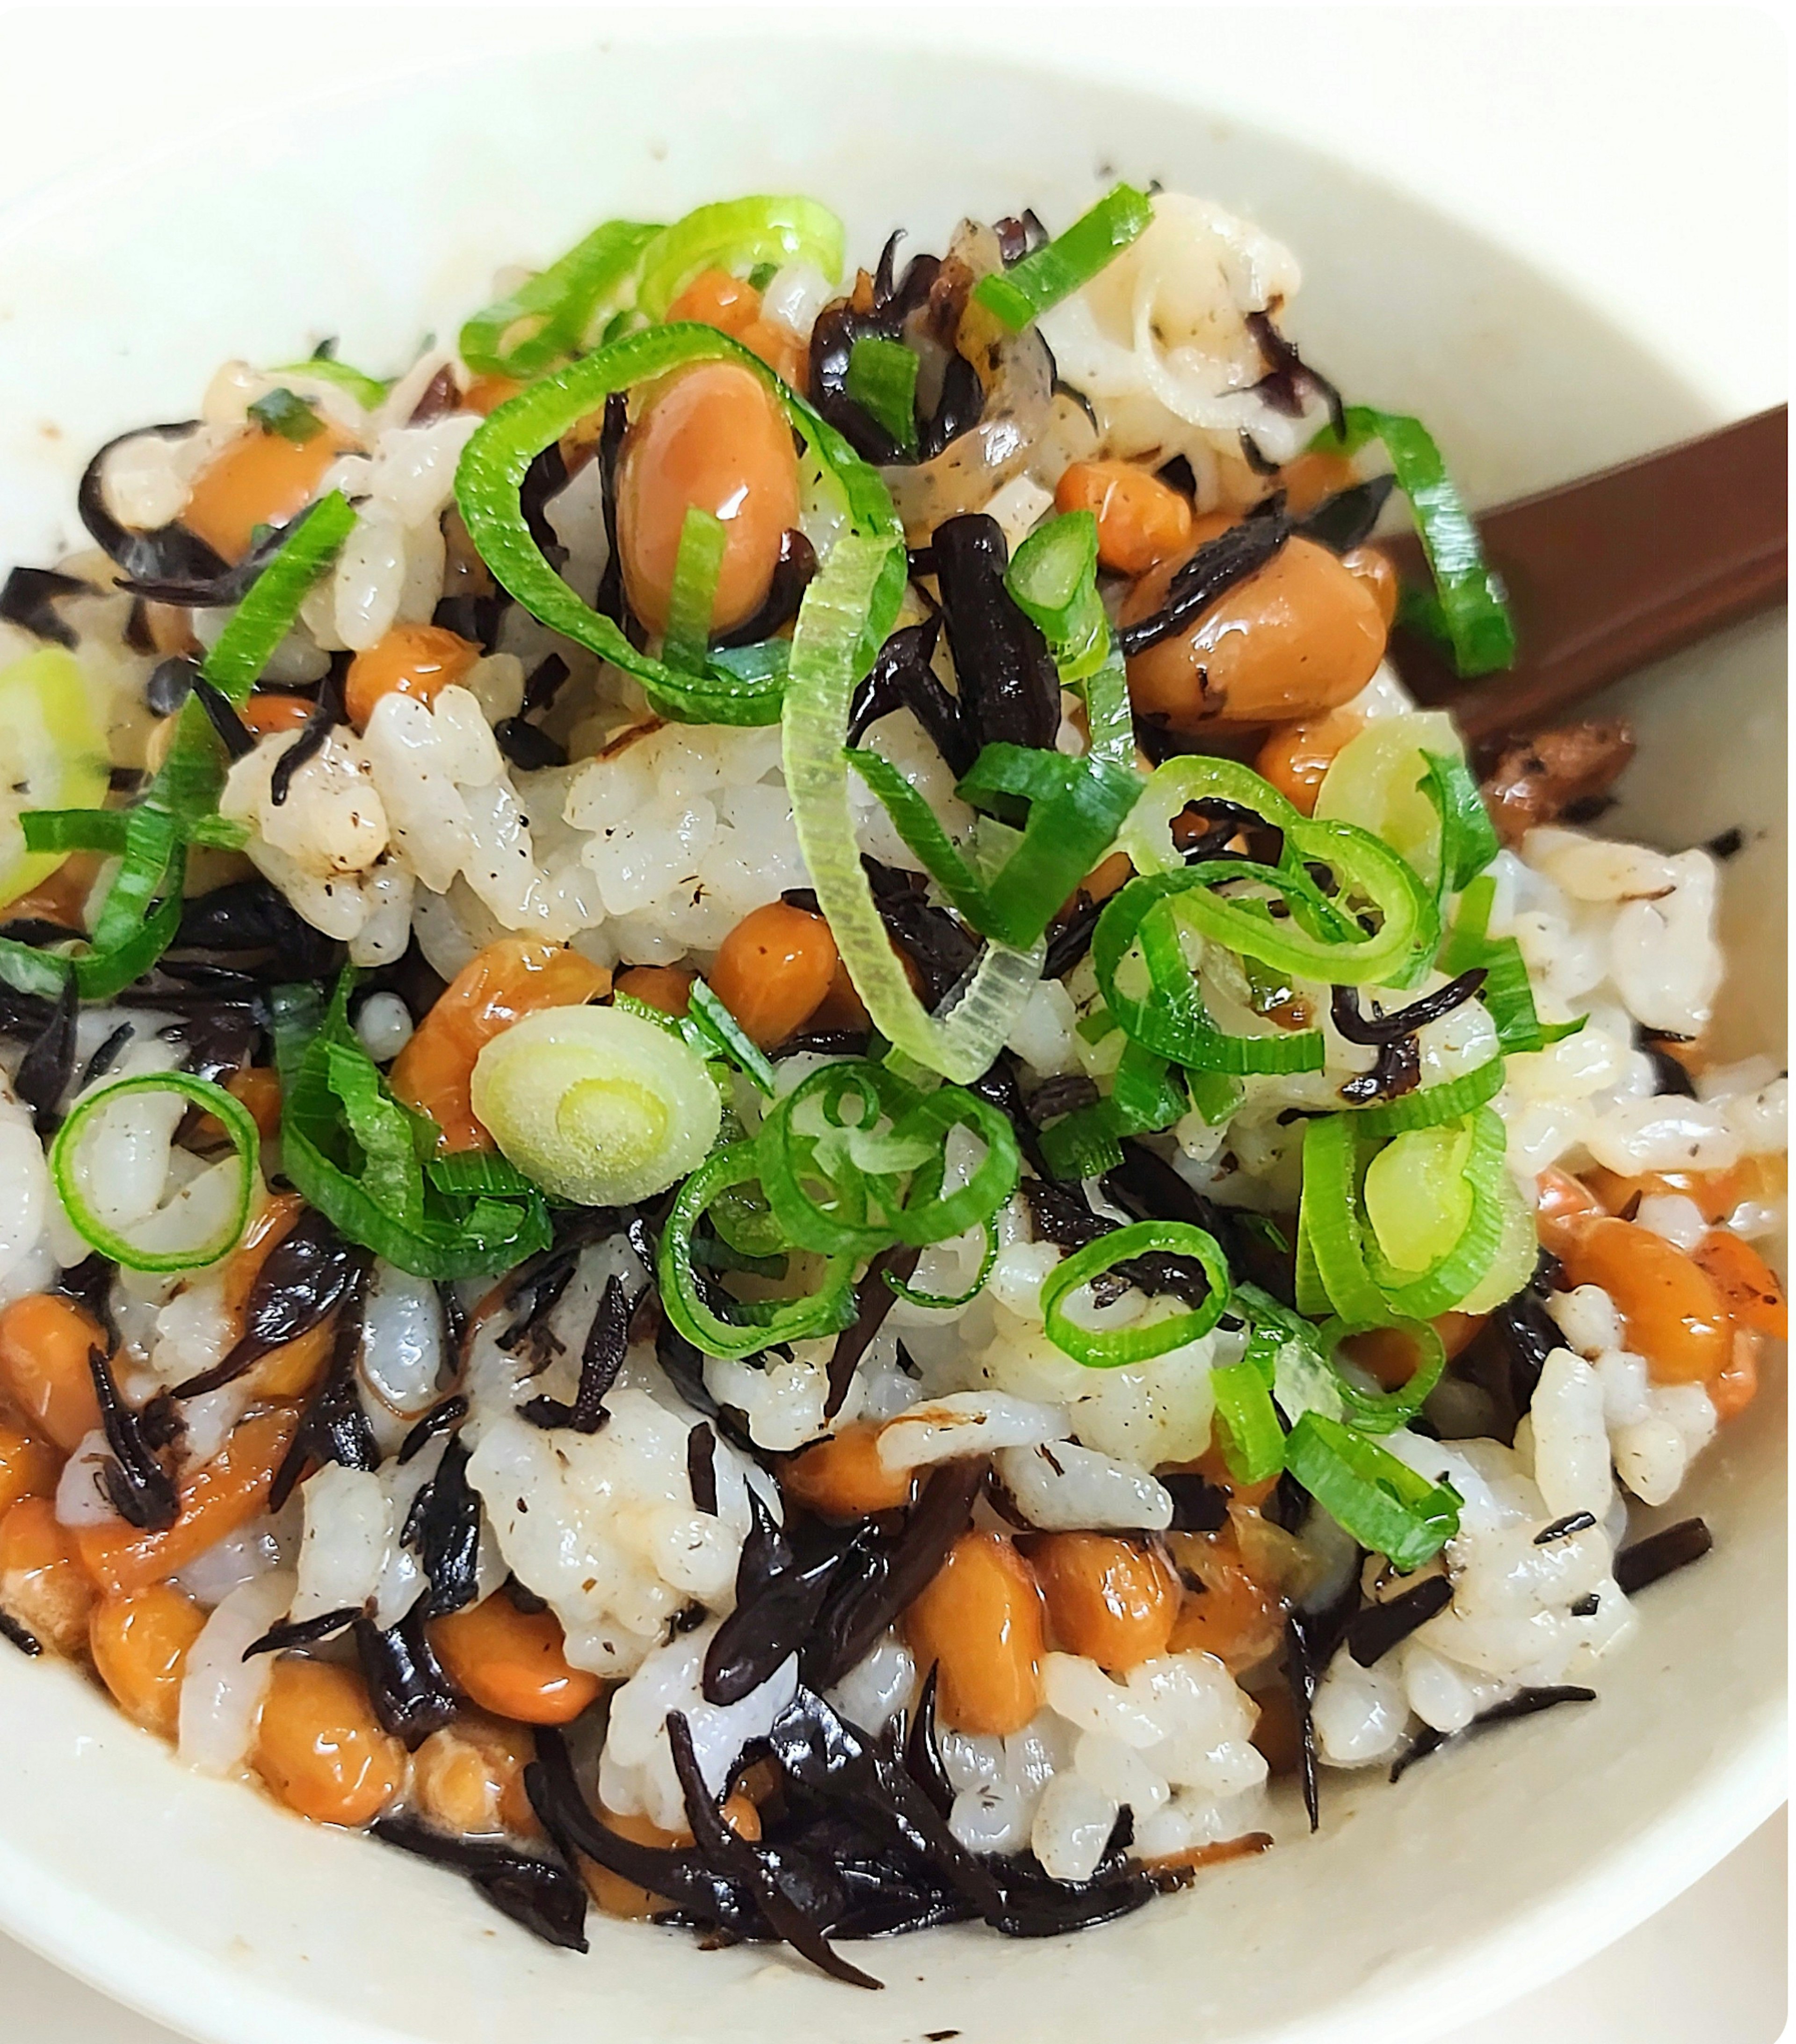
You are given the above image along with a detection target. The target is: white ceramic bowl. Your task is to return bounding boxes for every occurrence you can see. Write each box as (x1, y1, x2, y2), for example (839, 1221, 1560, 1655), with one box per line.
(0, 27, 1784, 2044)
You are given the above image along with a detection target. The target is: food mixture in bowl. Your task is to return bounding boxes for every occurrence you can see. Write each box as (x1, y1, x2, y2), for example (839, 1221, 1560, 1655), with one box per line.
(0, 186, 1783, 1984)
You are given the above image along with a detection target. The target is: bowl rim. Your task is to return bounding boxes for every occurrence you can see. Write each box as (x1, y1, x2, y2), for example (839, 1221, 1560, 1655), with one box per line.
(0, 20, 1783, 2044)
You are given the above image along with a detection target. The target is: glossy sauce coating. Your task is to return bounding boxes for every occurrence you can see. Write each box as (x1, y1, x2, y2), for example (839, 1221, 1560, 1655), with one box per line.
(344, 623, 481, 731)
(390, 937, 612, 1151)
(904, 1531, 1045, 1736)
(1122, 532, 1388, 733)
(1030, 1534, 1178, 1672)
(708, 901, 839, 1049)
(616, 362, 800, 637)
(183, 420, 353, 563)
(430, 1593, 601, 1724)
(0, 1293, 107, 1452)
(89, 1584, 207, 1739)
(253, 1658, 407, 1826)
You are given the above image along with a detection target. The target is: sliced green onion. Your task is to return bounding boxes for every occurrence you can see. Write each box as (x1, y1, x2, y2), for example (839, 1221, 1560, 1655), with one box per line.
(1474, 936, 1584, 1054)
(0, 647, 113, 913)
(456, 324, 902, 726)
(470, 1002, 721, 1206)
(1298, 1114, 1388, 1324)
(1038, 1036, 1190, 1176)
(1345, 1055, 1506, 1135)
(274, 356, 391, 409)
(424, 1148, 536, 1198)
(200, 490, 357, 704)
(460, 218, 661, 378)
(246, 388, 323, 444)
(1120, 754, 1304, 878)
(1210, 1358, 1286, 1484)
(1092, 884, 1326, 1076)
(1283, 1411, 1461, 1572)
(783, 533, 1043, 1082)
(708, 1177, 789, 1261)
(1294, 1205, 1330, 1320)
(50, 1070, 260, 1273)
(1311, 406, 1516, 678)
(1007, 511, 1108, 682)
(1039, 1219, 1230, 1368)
(1441, 877, 1583, 1054)
(1364, 1123, 1474, 1272)
(1440, 872, 1495, 974)
(1036, 1108, 1125, 1182)
(755, 1059, 1017, 1257)
(1079, 646, 1136, 769)
(972, 183, 1155, 333)
(1318, 1315, 1447, 1432)
(1184, 1066, 1245, 1127)
(275, 972, 550, 1281)
(18, 809, 128, 856)
(636, 196, 845, 322)
(661, 506, 728, 674)
(1369, 1109, 1510, 1320)
(1304, 1103, 1514, 1327)
(4, 498, 354, 1005)
(759, 1060, 918, 1258)
(844, 336, 919, 457)
(658, 1142, 858, 1359)
(884, 1088, 1021, 1246)
(686, 977, 777, 1095)
(884, 1224, 1000, 1311)
(1417, 749, 1499, 894)
(1313, 710, 1465, 896)
(1455, 1167, 1539, 1314)
(1107, 1037, 1187, 1135)
(849, 738, 1140, 952)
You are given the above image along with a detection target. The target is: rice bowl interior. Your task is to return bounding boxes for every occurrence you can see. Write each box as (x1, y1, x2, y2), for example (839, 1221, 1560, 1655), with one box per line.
(0, 32, 1783, 2044)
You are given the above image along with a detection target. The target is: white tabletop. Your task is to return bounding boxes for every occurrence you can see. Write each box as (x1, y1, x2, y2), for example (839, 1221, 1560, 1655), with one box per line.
(0, 7, 1783, 2038)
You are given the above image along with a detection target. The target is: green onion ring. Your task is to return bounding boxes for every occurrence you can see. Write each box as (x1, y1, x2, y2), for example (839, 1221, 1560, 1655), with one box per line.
(1039, 1219, 1231, 1369)
(784, 533, 1044, 1082)
(1209, 1357, 1287, 1484)
(1092, 883, 1325, 1076)
(884, 1224, 1000, 1311)
(1283, 1411, 1461, 1573)
(1369, 1108, 1510, 1320)
(758, 1060, 917, 1257)
(51, 1071, 260, 1273)
(456, 325, 902, 725)
(1344, 1056, 1505, 1136)
(1120, 754, 1305, 877)
(658, 1142, 858, 1359)
(884, 1089, 1021, 1247)
(1297, 1114, 1389, 1324)
(1318, 1314, 1448, 1432)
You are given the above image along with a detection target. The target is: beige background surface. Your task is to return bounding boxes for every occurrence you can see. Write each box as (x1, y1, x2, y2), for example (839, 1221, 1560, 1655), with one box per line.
(0, 6, 1783, 2039)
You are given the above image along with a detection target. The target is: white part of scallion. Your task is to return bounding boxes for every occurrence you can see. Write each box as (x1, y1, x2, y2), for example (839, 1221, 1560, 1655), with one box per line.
(469, 1002, 721, 1207)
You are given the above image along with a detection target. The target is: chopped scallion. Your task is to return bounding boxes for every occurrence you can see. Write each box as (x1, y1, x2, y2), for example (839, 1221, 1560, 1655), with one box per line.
(1039, 1219, 1230, 1368)
(246, 387, 323, 444)
(50, 1070, 260, 1273)
(844, 335, 920, 457)
(972, 183, 1154, 333)
(661, 506, 728, 674)
(1311, 406, 1516, 678)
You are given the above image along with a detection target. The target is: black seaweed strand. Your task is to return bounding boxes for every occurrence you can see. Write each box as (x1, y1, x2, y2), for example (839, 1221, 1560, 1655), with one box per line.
(1344, 1576, 1454, 1667)
(1613, 1518, 1712, 1595)
(0, 565, 87, 649)
(1390, 1685, 1597, 1782)
(88, 1346, 180, 1531)
(14, 975, 78, 1136)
